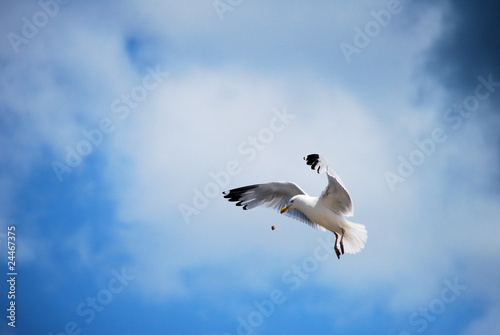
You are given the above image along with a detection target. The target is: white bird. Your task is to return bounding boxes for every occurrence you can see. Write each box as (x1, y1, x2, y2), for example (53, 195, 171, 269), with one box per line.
(223, 154, 367, 259)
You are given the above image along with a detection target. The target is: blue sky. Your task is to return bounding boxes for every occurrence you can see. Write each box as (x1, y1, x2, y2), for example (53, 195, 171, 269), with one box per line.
(1, 0, 500, 334)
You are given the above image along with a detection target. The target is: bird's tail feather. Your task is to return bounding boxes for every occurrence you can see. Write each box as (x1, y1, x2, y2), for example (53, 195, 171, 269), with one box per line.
(343, 221, 367, 254)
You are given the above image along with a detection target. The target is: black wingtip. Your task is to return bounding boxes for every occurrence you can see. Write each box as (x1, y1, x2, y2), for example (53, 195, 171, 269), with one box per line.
(304, 154, 322, 173)
(222, 185, 260, 207)
(304, 154, 320, 163)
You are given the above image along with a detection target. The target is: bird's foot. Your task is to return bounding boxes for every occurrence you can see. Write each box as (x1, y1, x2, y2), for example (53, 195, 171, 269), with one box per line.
(334, 246, 341, 259)
(340, 228, 345, 255)
(333, 232, 341, 259)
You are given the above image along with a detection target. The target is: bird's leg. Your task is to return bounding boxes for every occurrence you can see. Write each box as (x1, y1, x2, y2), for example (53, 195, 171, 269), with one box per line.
(340, 228, 345, 255)
(334, 232, 341, 259)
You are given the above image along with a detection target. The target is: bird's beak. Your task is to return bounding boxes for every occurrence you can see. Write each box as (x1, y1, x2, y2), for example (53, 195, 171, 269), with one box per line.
(280, 205, 290, 214)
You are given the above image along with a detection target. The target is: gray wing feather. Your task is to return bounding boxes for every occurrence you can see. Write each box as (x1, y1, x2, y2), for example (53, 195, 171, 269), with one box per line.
(304, 154, 354, 216)
(223, 182, 325, 230)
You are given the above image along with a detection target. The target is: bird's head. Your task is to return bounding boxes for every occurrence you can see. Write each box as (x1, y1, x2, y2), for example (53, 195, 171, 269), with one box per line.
(280, 196, 299, 214)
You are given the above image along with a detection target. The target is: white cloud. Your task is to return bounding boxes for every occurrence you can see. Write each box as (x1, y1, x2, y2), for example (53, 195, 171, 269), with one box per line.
(96, 64, 500, 328)
(101, 66, 453, 304)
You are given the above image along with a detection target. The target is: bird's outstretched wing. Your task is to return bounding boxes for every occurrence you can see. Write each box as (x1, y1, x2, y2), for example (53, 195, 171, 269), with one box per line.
(304, 154, 354, 216)
(223, 182, 324, 230)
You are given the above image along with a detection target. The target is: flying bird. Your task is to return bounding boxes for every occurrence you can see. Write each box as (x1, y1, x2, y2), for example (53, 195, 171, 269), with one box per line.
(222, 154, 367, 259)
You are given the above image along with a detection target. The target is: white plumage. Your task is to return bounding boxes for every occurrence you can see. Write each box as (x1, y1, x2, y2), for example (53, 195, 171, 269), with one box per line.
(223, 154, 367, 259)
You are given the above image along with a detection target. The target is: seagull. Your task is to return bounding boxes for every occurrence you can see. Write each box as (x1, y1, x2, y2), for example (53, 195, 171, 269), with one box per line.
(222, 154, 367, 259)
